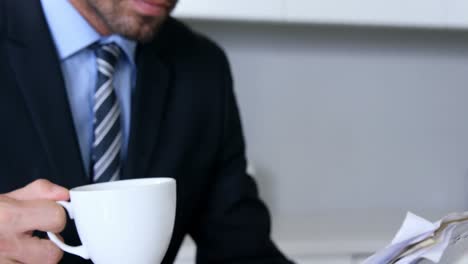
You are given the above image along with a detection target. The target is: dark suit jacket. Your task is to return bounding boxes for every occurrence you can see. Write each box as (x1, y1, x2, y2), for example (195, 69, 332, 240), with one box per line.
(0, 0, 293, 263)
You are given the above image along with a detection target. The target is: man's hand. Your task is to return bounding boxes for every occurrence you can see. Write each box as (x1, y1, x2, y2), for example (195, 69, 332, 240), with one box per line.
(0, 179, 69, 264)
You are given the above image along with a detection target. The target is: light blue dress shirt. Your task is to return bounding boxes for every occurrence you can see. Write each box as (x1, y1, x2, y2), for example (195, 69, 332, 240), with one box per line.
(40, 0, 137, 174)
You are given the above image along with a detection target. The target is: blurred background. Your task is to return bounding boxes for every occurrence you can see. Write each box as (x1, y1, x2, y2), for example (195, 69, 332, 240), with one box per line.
(171, 1, 468, 263)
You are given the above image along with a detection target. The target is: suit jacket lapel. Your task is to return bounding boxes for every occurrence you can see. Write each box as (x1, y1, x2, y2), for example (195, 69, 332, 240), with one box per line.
(4, 1, 88, 188)
(122, 36, 171, 180)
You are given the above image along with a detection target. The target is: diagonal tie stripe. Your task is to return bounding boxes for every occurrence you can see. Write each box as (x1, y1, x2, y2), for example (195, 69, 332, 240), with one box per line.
(102, 45, 120, 58)
(95, 101, 119, 137)
(93, 84, 118, 123)
(97, 59, 115, 77)
(94, 103, 120, 147)
(91, 43, 122, 183)
(94, 79, 112, 102)
(93, 83, 113, 113)
(93, 132, 122, 180)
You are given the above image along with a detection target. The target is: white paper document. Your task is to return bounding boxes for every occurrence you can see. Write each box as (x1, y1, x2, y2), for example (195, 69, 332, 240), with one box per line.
(363, 212, 468, 264)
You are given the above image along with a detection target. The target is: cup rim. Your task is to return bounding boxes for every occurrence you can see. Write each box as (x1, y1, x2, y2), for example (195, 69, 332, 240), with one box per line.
(70, 178, 176, 193)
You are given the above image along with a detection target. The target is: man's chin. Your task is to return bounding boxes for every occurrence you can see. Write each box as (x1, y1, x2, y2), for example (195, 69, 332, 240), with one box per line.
(113, 18, 166, 42)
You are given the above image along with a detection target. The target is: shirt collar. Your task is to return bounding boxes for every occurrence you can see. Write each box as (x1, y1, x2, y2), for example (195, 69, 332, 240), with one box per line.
(40, 0, 136, 65)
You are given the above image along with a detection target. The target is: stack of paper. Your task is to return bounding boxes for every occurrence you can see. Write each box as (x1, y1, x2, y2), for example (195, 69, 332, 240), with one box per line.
(363, 212, 468, 264)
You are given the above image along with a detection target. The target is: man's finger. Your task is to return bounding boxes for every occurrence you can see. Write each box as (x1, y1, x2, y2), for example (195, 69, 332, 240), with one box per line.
(18, 200, 67, 233)
(10, 237, 63, 264)
(4, 200, 67, 233)
(5, 179, 69, 201)
(2, 260, 20, 264)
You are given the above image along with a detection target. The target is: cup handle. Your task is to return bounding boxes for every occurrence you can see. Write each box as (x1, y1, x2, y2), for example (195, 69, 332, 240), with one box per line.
(46, 201, 90, 259)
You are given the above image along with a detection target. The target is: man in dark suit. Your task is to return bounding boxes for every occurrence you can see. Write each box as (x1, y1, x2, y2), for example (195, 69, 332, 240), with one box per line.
(0, 0, 293, 263)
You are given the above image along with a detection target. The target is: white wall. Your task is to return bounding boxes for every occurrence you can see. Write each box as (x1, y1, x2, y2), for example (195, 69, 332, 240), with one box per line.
(184, 20, 468, 221)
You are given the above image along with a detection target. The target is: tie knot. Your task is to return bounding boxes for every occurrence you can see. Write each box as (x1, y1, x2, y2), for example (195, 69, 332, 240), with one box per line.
(95, 43, 121, 72)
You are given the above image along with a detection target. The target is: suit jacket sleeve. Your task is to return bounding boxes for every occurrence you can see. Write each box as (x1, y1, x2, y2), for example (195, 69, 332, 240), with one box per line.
(0, 1, 4, 38)
(188, 48, 294, 264)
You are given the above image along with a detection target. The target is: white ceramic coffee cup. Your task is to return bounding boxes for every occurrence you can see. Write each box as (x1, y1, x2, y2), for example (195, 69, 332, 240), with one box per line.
(47, 178, 176, 264)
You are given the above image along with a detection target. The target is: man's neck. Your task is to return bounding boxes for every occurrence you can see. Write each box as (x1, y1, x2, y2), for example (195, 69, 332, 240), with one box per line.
(69, 0, 111, 36)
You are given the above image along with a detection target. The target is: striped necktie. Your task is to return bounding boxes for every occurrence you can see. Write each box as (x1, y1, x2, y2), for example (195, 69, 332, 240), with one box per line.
(91, 43, 122, 183)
